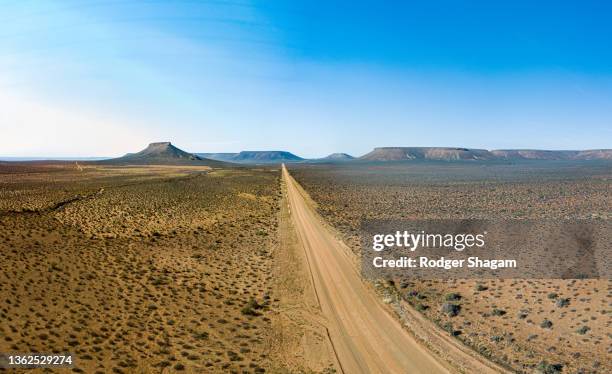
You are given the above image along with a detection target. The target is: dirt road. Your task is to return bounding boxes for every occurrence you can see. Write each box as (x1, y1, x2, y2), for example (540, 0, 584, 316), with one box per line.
(282, 165, 449, 374)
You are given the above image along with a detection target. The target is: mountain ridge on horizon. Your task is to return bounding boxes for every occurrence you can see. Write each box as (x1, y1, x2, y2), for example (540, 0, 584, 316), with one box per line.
(199, 147, 612, 163)
(359, 147, 612, 161)
(5, 144, 611, 163)
(197, 150, 304, 164)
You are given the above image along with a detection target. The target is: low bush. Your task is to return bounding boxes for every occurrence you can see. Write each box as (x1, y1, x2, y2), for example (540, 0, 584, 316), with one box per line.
(441, 303, 461, 317)
(445, 292, 462, 301)
(540, 319, 553, 329)
(536, 361, 563, 374)
(492, 308, 507, 316)
(241, 297, 263, 316)
(576, 326, 590, 335)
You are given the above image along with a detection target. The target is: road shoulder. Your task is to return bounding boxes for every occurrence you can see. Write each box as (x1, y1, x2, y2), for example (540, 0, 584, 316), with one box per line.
(267, 173, 338, 373)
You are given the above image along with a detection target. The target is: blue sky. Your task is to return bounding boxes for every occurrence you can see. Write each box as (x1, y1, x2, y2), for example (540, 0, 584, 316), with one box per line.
(1, 0, 611, 157)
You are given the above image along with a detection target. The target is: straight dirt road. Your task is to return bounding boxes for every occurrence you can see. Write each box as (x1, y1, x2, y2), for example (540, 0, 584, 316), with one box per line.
(282, 165, 449, 374)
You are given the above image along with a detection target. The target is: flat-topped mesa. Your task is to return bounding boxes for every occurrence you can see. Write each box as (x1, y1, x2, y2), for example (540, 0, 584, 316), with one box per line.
(147, 141, 172, 148)
(360, 147, 495, 161)
(574, 149, 612, 160)
(132, 142, 199, 159)
(359, 147, 612, 161)
(231, 151, 304, 163)
(491, 149, 579, 160)
(491, 149, 612, 160)
(195, 153, 239, 161)
(99, 141, 229, 166)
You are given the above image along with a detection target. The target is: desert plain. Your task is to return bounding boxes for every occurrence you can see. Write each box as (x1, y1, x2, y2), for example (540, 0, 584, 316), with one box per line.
(0, 162, 290, 373)
(0, 158, 610, 374)
(290, 160, 611, 374)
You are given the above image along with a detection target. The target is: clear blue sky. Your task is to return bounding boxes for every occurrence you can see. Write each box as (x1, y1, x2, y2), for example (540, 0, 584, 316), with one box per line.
(1, 0, 611, 157)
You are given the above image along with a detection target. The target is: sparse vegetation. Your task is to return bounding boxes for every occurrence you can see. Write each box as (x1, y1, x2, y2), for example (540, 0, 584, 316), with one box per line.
(445, 292, 462, 301)
(415, 303, 428, 312)
(536, 361, 563, 374)
(575, 326, 590, 335)
(0, 164, 281, 373)
(241, 297, 263, 316)
(555, 298, 570, 308)
(290, 162, 611, 374)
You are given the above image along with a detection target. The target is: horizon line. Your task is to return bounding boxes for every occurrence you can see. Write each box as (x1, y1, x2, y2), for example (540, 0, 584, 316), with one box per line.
(2, 145, 612, 161)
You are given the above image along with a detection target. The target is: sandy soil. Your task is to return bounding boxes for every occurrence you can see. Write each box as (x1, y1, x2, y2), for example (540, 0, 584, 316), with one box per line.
(0, 163, 280, 373)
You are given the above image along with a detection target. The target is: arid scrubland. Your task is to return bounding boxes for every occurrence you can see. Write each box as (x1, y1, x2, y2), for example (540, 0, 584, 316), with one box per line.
(290, 161, 611, 374)
(0, 163, 282, 373)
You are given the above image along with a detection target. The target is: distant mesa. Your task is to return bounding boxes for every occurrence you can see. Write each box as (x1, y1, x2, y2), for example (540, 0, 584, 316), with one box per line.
(359, 147, 612, 161)
(196, 151, 303, 164)
(491, 149, 577, 160)
(491, 149, 612, 160)
(321, 153, 355, 161)
(574, 149, 612, 160)
(232, 151, 303, 163)
(101, 142, 227, 166)
(359, 147, 495, 161)
(196, 153, 239, 161)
